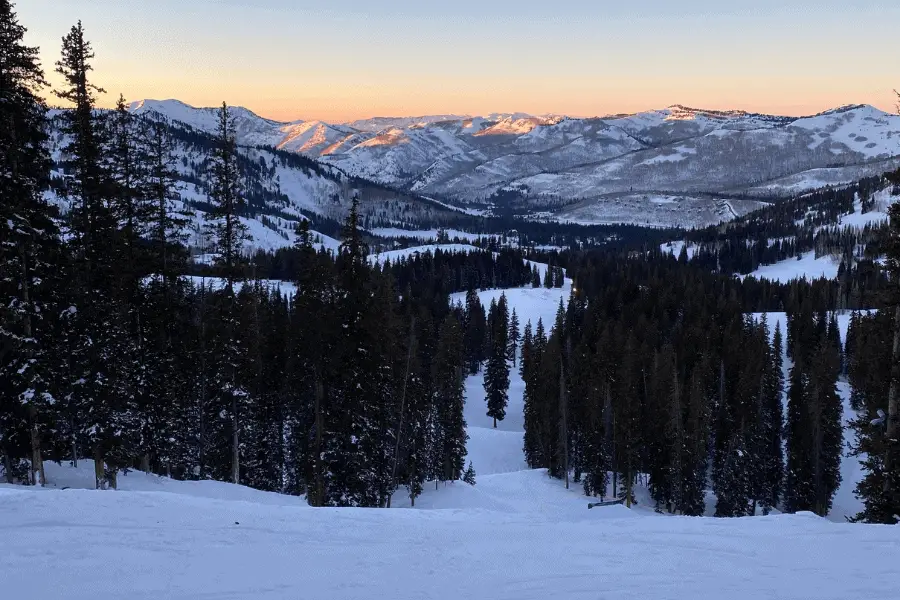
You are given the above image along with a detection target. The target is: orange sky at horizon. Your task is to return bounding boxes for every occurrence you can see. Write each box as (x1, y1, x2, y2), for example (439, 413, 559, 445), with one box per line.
(21, 0, 900, 124)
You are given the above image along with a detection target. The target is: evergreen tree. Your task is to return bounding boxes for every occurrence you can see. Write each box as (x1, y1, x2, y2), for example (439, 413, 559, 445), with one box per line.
(0, 0, 63, 485)
(507, 308, 520, 365)
(484, 299, 510, 428)
(784, 310, 843, 516)
(204, 101, 250, 485)
(205, 102, 249, 289)
(55, 21, 136, 489)
(463, 461, 476, 485)
(432, 315, 467, 482)
(463, 288, 486, 374)
(850, 180, 900, 523)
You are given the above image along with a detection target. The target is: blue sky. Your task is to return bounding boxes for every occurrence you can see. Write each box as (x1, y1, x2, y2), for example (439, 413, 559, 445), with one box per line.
(18, 0, 900, 121)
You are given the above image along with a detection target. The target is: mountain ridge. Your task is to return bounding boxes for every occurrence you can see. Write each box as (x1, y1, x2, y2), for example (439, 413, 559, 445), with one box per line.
(124, 99, 900, 228)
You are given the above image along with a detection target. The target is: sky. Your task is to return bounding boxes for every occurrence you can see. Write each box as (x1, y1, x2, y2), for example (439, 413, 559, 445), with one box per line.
(18, 0, 900, 123)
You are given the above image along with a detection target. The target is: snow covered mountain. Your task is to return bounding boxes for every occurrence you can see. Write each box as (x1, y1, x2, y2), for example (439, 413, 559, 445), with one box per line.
(47, 106, 473, 255)
(128, 100, 900, 228)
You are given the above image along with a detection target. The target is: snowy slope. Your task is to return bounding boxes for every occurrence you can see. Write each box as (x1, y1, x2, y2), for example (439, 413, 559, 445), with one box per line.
(3, 469, 898, 599)
(447, 265, 571, 482)
(746, 251, 842, 283)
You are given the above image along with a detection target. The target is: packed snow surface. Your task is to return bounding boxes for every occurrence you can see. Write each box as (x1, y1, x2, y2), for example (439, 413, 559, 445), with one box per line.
(2, 478, 898, 600)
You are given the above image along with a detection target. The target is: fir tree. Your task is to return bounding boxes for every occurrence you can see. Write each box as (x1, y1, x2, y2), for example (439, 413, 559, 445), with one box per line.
(432, 315, 467, 482)
(204, 101, 251, 485)
(0, 0, 63, 485)
(55, 21, 136, 489)
(507, 308, 520, 365)
(463, 461, 476, 485)
(484, 299, 510, 428)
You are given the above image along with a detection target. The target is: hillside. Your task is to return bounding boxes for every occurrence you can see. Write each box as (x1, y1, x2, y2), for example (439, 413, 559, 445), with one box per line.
(46, 108, 474, 255)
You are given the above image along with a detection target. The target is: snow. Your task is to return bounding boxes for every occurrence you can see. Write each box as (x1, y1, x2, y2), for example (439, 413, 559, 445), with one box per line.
(3, 478, 898, 600)
(746, 251, 840, 283)
(789, 104, 900, 158)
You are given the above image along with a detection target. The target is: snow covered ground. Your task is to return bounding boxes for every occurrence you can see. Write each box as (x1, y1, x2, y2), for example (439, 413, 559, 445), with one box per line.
(746, 251, 841, 283)
(3, 474, 898, 600)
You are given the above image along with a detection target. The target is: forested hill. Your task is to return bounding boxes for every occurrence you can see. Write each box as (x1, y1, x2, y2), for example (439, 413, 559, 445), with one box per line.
(661, 172, 899, 288)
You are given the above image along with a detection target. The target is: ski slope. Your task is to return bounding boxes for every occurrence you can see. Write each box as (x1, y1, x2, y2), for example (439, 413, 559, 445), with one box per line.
(2, 476, 898, 600)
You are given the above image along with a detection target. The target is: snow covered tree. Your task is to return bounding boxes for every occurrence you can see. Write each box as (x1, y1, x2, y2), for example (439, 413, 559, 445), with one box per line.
(432, 315, 467, 482)
(507, 308, 520, 365)
(463, 461, 476, 485)
(0, 0, 63, 485)
(484, 298, 510, 428)
(205, 102, 249, 289)
(55, 21, 138, 489)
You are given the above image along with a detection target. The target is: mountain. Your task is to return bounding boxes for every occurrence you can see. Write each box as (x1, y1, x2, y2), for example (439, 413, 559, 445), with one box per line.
(127, 100, 900, 228)
(47, 106, 475, 255)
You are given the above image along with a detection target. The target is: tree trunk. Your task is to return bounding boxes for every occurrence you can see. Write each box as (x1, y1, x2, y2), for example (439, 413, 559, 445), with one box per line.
(559, 354, 569, 489)
(884, 304, 900, 497)
(29, 409, 45, 486)
(232, 390, 240, 485)
(312, 377, 325, 507)
(2, 452, 12, 484)
(94, 445, 105, 490)
(387, 316, 416, 509)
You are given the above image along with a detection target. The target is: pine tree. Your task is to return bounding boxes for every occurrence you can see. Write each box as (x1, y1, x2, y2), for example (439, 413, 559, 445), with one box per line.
(850, 183, 900, 522)
(432, 315, 467, 482)
(287, 222, 336, 505)
(0, 0, 63, 485)
(758, 322, 785, 514)
(463, 288, 485, 373)
(204, 101, 251, 485)
(484, 299, 510, 428)
(785, 310, 843, 516)
(205, 102, 249, 289)
(523, 319, 546, 466)
(463, 461, 476, 485)
(507, 308, 520, 365)
(55, 21, 136, 489)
